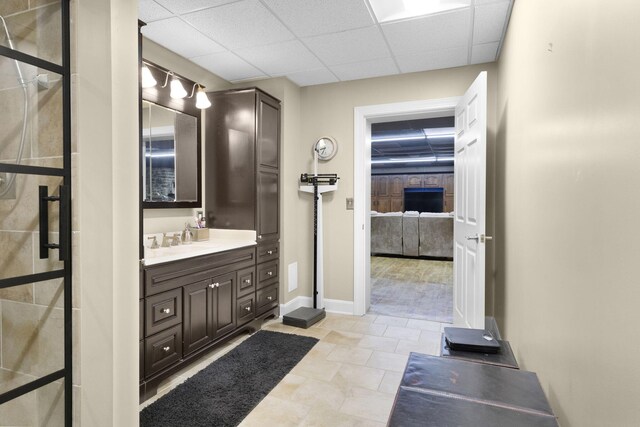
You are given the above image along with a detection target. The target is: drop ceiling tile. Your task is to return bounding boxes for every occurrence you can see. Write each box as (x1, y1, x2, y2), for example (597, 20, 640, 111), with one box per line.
(382, 9, 471, 57)
(139, 0, 173, 23)
(262, 0, 375, 37)
(303, 26, 390, 66)
(236, 40, 323, 75)
(143, 18, 227, 58)
(286, 68, 338, 87)
(395, 47, 468, 73)
(330, 57, 399, 82)
(183, 0, 295, 50)
(470, 42, 499, 64)
(154, 0, 237, 15)
(191, 51, 267, 82)
(473, 1, 510, 44)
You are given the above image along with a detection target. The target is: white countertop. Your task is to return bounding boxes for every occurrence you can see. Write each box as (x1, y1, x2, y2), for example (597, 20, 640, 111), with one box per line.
(143, 229, 256, 266)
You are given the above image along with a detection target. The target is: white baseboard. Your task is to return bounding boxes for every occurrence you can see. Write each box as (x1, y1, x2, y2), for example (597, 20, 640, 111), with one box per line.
(280, 296, 354, 316)
(279, 296, 313, 316)
(324, 298, 354, 315)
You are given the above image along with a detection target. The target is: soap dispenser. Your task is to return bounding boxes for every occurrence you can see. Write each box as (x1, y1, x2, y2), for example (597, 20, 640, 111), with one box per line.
(182, 223, 193, 245)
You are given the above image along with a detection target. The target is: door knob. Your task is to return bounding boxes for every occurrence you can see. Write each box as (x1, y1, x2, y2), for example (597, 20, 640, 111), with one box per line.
(466, 234, 493, 243)
(161, 308, 170, 314)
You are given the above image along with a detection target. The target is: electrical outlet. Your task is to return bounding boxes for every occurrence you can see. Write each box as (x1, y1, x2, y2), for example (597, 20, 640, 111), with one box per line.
(346, 197, 354, 210)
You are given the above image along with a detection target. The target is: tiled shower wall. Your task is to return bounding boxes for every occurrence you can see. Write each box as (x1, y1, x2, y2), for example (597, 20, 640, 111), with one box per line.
(0, 1, 79, 425)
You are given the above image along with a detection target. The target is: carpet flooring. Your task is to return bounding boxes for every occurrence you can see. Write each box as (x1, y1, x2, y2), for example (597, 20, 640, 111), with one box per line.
(369, 256, 453, 323)
(140, 330, 318, 427)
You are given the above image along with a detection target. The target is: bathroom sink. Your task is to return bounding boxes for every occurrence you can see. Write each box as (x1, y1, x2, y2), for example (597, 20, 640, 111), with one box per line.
(143, 238, 256, 266)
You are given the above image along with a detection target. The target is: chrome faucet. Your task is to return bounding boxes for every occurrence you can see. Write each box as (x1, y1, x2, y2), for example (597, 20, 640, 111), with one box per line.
(161, 233, 172, 248)
(147, 236, 159, 249)
(172, 233, 181, 246)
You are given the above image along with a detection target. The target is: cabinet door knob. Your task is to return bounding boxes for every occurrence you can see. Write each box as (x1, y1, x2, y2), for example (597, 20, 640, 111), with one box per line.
(258, 235, 262, 240)
(161, 308, 170, 314)
(209, 283, 215, 288)
(267, 271, 273, 276)
(212, 282, 220, 288)
(162, 346, 170, 352)
(245, 306, 251, 312)
(267, 296, 273, 301)
(244, 279, 251, 284)
(267, 250, 273, 255)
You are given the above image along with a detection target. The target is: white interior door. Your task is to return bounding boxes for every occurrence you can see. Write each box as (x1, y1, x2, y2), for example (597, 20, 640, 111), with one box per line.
(453, 72, 488, 329)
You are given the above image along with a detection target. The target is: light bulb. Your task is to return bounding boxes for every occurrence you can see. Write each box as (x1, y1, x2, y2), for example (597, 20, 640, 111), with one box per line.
(170, 76, 187, 99)
(141, 65, 157, 88)
(195, 87, 212, 109)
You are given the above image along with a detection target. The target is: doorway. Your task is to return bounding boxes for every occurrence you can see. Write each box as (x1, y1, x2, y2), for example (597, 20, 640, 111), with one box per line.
(353, 97, 459, 316)
(369, 117, 455, 322)
(354, 72, 489, 329)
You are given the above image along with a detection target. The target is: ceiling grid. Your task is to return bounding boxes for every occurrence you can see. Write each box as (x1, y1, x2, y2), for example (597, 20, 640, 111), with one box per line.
(139, 0, 514, 86)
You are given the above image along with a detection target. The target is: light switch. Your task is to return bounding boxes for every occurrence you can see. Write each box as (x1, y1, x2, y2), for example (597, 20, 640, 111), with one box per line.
(346, 198, 354, 210)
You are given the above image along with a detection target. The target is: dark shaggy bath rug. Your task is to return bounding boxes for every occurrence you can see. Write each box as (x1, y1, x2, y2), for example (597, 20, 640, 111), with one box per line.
(140, 330, 318, 427)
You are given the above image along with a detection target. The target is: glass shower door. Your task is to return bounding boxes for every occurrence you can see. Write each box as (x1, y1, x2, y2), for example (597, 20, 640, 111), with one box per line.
(0, 1, 72, 425)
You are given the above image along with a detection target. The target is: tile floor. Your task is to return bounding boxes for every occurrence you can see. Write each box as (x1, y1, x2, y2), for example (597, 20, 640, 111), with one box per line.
(140, 313, 447, 426)
(370, 256, 453, 323)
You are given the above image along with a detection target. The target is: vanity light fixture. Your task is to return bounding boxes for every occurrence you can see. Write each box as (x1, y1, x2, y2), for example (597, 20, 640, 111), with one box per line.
(141, 61, 211, 108)
(189, 83, 212, 109)
(195, 87, 212, 109)
(169, 75, 187, 99)
(141, 65, 157, 88)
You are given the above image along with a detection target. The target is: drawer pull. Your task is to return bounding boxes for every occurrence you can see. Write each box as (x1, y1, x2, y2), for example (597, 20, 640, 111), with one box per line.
(267, 250, 274, 255)
(243, 279, 251, 284)
(267, 271, 273, 276)
(161, 308, 171, 314)
(162, 346, 170, 352)
(267, 296, 273, 301)
(245, 306, 252, 312)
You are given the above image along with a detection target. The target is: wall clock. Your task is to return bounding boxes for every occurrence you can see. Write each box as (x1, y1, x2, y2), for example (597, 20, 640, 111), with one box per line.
(313, 136, 338, 161)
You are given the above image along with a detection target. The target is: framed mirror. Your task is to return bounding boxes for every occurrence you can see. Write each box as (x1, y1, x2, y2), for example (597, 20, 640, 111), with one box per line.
(140, 60, 202, 209)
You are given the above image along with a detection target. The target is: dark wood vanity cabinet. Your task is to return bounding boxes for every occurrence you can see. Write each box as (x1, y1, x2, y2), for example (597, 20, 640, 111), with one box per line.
(139, 246, 278, 401)
(205, 88, 280, 242)
(203, 87, 281, 359)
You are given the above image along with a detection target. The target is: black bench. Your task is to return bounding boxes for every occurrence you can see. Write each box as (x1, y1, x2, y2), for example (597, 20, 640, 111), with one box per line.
(388, 353, 559, 427)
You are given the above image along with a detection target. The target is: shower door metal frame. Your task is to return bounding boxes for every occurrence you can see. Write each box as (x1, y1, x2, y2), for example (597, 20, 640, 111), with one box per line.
(0, 0, 73, 425)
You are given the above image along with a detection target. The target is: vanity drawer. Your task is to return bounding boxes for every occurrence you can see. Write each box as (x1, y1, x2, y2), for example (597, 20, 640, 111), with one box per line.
(256, 283, 278, 315)
(237, 293, 255, 326)
(145, 246, 256, 297)
(145, 325, 183, 377)
(237, 266, 255, 298)
(257, 261, 278, 289)
(145, 288, 182, 337)
(257, 242, 279, 264)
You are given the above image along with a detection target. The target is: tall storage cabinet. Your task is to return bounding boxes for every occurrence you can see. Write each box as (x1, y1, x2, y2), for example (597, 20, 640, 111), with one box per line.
(205, 87, 281, 318)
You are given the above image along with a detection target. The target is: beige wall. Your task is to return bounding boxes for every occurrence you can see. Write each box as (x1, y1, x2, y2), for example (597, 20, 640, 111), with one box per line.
(495, 0, 640, 425)
(77, 0, 139, 425)
(290, 65, 498, 306)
